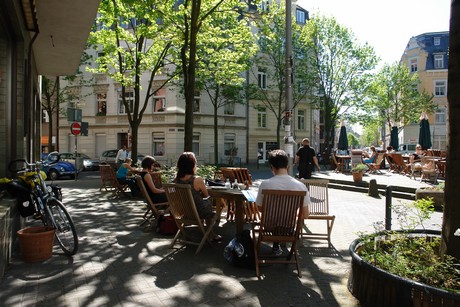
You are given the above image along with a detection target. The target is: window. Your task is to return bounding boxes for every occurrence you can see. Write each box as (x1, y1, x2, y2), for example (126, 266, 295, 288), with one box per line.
(297, 110, 305, 130)
(152, 132, 165, 156)
(434, 80, 447, 96)
(193, 91, 200, 113)
(257, 106, 267, 128)
(259, 1, 268, 12)
(409, 58, 417, 72)
(192, 134, 200, 156)
(296, 9, 306, 24)
(224, 102, 235, 115)
(258, 69, 267, 89)
(434, 37, 441, 46)
(97, 93, 107, 115)
(434, 54, 444, 69)
(118, 90, 134, 114)
(153, 88, 166, 112)
(435, 107, 446, 124)
(224, 134, 236, 156)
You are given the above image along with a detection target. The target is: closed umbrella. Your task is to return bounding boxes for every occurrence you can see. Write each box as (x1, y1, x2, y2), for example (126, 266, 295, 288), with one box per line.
(390, 126, 399, 150)
(418, 113, 432, 150)
(337, 125, 348, 151)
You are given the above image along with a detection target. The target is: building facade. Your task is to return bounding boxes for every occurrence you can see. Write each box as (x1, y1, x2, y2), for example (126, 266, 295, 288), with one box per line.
(400, 31, 449, 150)
(57, 2, 320, 166)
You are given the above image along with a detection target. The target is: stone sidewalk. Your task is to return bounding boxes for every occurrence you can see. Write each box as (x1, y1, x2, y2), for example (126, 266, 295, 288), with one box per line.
(0, 170, 443, 306)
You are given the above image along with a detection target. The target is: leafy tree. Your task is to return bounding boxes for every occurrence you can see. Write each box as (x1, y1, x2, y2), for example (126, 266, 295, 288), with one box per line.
(168, 0, 244, 152)
(299, 14, 378, 157)
(42, 52, 93, 152)
(250, 2, 309, 146)
(196, 8, 257, 164)
(366, 62, 435, 140)
(442, 0, 460, 259)
(88, 0, 176, 160)
(347, 132, 359, 149)
(360, 123, 380, 147)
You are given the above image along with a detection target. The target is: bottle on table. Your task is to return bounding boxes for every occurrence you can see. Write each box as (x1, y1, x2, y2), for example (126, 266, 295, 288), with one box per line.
(232, 179, 239, 190)
(225, 177, 231, 189)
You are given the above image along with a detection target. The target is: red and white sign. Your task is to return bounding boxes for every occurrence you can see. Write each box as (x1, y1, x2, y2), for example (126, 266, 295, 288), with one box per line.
(70, 122, 81, 135)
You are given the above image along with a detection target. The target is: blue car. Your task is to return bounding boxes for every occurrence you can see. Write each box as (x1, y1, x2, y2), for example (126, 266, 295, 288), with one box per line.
(41, 151, 79, 180)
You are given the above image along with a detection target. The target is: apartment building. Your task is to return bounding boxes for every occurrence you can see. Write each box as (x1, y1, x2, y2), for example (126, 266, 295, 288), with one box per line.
(57, 3, 319, 166)
(400, 31, 449, 150)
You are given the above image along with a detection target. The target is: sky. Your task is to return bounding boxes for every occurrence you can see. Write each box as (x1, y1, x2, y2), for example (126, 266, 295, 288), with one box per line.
(297, 0, 451, 65)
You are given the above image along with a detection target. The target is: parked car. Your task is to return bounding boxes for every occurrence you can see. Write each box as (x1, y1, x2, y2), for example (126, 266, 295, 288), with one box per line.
(59, 152, 100, 171)
(99, 149, 146, 169)
(40, 151, 79, 180)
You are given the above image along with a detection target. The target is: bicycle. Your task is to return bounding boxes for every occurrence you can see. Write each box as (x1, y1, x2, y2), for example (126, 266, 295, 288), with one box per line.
(6, 158, 79, 255)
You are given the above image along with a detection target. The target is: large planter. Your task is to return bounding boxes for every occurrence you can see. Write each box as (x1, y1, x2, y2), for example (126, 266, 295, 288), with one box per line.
(348, 230, 460, 306)
(415, 188, 444, 211)
(17, 226, 55, 263)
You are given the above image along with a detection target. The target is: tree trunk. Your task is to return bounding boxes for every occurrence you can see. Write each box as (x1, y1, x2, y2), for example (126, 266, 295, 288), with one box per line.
(442, 0, 460, 259)
(213, 101, 218, 164)
(182, 0, 201, 152)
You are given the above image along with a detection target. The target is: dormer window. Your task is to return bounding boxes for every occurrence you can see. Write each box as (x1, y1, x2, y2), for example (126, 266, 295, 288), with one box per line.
(434, 37, 441, 46)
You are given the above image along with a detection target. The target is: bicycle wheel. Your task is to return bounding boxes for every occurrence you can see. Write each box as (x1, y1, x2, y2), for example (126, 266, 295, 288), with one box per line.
(45, 198, 79, 255)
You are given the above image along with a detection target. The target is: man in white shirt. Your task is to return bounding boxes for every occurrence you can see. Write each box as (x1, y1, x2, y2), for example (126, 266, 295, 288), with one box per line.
(256, 149, 310, 255)
(115, 145, 127, 168)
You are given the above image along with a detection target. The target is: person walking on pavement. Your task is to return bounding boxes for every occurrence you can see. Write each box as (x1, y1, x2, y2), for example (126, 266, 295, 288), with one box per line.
(116, 145, 127, 168)
(293, 138, 321, 179)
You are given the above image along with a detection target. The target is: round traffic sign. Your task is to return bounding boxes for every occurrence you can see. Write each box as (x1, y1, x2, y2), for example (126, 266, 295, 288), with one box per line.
(70, 122, 81, 135)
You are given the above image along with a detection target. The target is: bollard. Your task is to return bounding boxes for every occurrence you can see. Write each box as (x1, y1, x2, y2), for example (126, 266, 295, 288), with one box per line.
(368, 179, 379, 197)
(385, 186, 392, 230)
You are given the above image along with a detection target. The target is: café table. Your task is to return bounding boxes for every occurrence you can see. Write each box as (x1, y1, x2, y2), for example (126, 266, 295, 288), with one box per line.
(207, 187, 255, 235)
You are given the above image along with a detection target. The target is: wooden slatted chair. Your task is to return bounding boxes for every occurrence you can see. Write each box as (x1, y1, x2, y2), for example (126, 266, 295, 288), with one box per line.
(251, 189, 306, 278)
(135, 175, 169, 226)
(367, 153, 385, 174)
(99, 164, 129, 197)
(331, 154, 343, 173)
(163, 183, 217, 255)
(300, 179, 335, 247)
(386, 154, 398, 173)
(391, 153, 411, 175)
(420, 156, 438, 184)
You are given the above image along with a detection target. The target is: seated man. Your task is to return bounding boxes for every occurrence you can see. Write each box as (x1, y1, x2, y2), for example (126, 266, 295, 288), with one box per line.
(255, 149, 311, 256)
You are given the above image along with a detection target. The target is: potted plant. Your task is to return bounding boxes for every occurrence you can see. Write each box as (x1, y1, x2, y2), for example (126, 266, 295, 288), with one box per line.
(348, 199, 460, 305)
(351, 163, 367, 182)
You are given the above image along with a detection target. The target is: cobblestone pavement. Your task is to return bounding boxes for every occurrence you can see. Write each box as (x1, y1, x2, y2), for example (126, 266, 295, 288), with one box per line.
(0, 169, 442, 306)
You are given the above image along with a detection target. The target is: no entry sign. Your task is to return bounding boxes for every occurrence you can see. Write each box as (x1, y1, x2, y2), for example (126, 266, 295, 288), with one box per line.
(70, 122, 81, 135)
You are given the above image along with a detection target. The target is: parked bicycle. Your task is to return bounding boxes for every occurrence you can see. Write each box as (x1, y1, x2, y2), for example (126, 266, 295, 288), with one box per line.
(5, 158, 78, 255)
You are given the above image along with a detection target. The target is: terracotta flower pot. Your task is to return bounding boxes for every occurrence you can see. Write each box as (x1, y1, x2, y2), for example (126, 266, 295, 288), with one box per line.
(352, 171, 363, 182)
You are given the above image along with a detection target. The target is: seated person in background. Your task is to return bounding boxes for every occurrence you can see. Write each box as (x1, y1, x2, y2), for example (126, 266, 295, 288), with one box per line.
(116, 158, 140, 197)
(173, 152, 221, 241)
(386, 146, 395, 153)
(362, 146, 377, 163)
(410, 144, 425, 164)
(256, 149, 311, 256)
(140, 156, 168, 204)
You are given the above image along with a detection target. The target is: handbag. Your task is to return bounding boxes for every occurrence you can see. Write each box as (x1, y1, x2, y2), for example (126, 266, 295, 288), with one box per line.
(157, 214, 178, 235)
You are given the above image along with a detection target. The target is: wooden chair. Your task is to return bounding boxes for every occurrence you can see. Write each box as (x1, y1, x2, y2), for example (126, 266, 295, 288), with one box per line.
(300, 179, 335, 247)
(367, 153, 385, 174)
(99, 164, 129, 197)
(135, 175, 169, 226)
(251, 189, 306, 278)
(390, 153, 410, 175)
(386, 154, 398, 173)
(436, 160, 446, 179)
(331, 154, 343, 173)
(420, 156, 438, 184)
(163, 183, 217, 255)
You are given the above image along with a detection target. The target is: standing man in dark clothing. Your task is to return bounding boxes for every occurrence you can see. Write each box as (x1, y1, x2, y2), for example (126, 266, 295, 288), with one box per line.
(293, 138, 321, 179)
